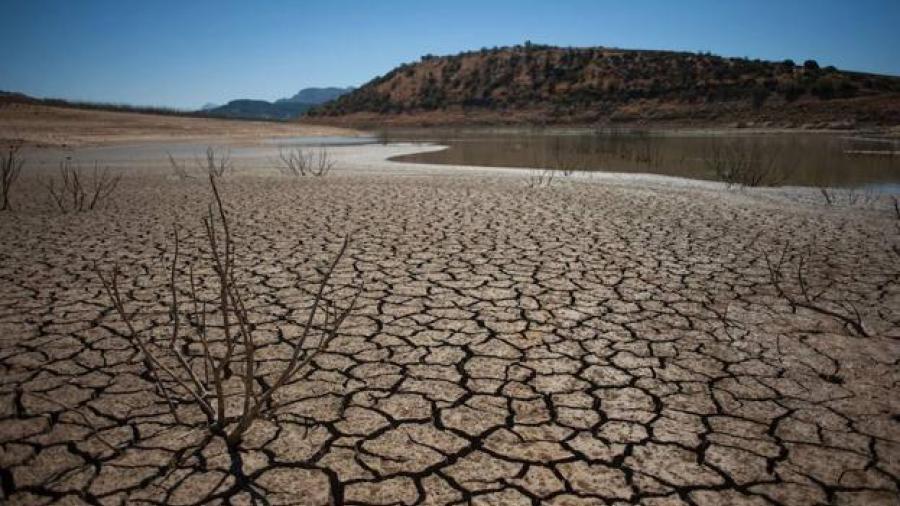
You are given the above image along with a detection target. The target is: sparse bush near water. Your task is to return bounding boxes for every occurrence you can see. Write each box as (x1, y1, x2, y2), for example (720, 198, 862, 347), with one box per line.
(526, 138, 584, 187)
(819, 186, 880, 207)
(704, 139, 784, 187)
(277, 146, 336, 177)
(522, 132, 789, 188)
(96, 175, 359, 447)
(526, 168, 558, 188)
(582, 129, 665, 169)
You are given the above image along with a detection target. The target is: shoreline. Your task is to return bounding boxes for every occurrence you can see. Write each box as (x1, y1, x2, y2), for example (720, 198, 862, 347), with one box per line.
(17, 136, 900, 205)
(347, 143, 900, 201)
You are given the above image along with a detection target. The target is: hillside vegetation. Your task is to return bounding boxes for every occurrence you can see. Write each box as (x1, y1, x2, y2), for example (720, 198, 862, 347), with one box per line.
(307, 44, 900, 127)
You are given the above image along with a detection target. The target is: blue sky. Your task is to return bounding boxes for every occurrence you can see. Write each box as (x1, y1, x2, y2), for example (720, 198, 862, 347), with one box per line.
(2, 0, 898, 109)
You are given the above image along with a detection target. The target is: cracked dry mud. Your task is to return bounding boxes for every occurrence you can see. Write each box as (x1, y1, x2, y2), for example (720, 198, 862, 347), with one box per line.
(1, 156, 899, 505)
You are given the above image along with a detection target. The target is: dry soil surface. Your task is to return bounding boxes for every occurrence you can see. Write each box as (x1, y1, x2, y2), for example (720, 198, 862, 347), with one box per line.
(1, 144, 899, 505)
(0, 103, 361, 147)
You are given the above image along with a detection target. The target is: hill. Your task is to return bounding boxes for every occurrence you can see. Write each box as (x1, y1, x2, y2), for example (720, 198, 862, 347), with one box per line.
(306, 44, 900, 127)
(0, 90, 201, 118)
(276, 86, 354, 105)
(0, 87, 354, 123)
(204, 87, 354, 120)
(204, 99, 314, 120)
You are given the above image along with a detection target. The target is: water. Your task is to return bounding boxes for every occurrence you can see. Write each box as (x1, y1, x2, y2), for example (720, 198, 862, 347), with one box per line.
(383, 128, 900, 189)
(262, 135, 379, 147)
(22, 130, 900, 190)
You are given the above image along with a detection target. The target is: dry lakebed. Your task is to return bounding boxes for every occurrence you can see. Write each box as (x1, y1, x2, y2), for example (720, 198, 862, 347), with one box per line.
(1, 134, 898, 505)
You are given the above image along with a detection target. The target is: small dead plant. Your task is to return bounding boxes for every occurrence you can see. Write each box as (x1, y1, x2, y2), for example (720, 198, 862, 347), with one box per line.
(167, 152, 195, 180)
(200, 146, 232, 178)
(527, 168, 557, 188)
(277, 147, 335, 177)
(43, 159, 122, 212)
(819, 186, 880, 208)
(96, 175, 359, 447)
(764, 244, 870, 337)
(1, 140, 25, 211)
(705, 140, 783, 188)
(548, 137, 581, 177)
(167, 147, 232, 179)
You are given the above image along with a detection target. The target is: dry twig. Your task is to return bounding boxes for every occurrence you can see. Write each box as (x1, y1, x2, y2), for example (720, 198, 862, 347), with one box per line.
(1, 141, 25, 211)
(764, 244, 870, 337)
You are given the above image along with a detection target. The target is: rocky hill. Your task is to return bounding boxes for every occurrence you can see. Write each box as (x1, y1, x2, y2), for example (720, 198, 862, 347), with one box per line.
(306, 44, 900, 127)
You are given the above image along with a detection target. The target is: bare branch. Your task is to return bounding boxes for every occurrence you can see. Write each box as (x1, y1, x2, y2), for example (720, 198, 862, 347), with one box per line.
(197, 146, 231, 178)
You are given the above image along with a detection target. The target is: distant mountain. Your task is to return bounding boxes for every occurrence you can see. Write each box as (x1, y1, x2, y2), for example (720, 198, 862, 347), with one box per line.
(200, 102, 220, 111)
(306, 44, 900, 127)
(0, 90, 200, 118)
(0, 90, 31, 100)
(276, 87, 354, 105)
(0, 89, 329, 122)
(203, 99, 314, 121)
(202, 87, 354, 120)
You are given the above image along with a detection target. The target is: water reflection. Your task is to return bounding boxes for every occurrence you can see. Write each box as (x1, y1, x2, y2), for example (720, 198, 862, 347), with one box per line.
(386, 128, 900, 189)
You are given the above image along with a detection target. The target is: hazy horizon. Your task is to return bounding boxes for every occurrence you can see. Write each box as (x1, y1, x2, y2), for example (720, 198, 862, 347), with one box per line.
(2, 0, 899, 109)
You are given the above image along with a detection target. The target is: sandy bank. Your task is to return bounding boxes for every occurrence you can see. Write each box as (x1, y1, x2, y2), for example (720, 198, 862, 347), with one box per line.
(0, 103, 363, 148)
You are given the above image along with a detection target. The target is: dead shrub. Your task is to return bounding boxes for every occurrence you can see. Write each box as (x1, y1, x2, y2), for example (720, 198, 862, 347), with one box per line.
(43, 159, 122, 212)
(277, 147, 335, 177)
(705, 139, 783, 187)
(167, 152, 195, 180)
(527, 168, 557, 188)
(819, 186, 880, 207)
(165, 147, 232, 179)
(96, 175, 360, 447)
(200, 146, 232, 178)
